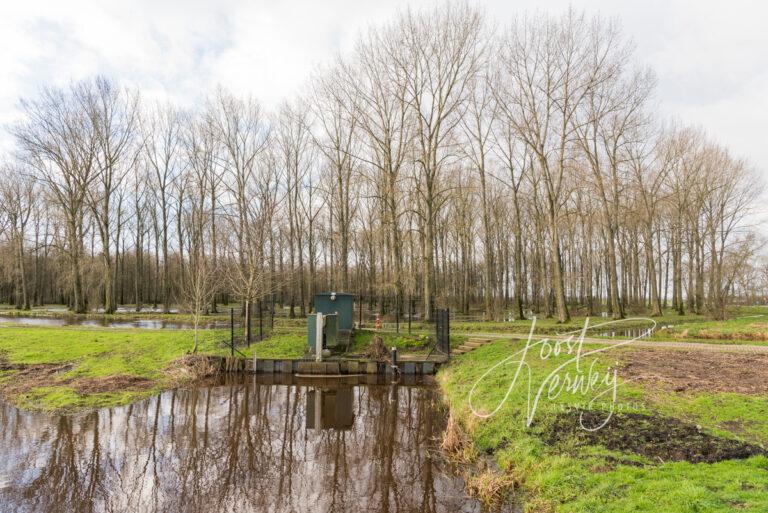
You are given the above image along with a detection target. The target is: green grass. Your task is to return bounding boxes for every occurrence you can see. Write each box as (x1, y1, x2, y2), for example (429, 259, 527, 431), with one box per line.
(650, 391, 768, 444)
(418, 309, 708, 335)
(232, 331, 307, 359)
(439, 338, 768, 512)
(444, 307, 768, 346)
(237, 329, 449, 358)
(346, 330, 440, 354)
(0, 325, 215, 367)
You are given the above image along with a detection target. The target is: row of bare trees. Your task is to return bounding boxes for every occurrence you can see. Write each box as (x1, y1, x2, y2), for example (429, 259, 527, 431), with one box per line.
(0, 5, 762, 323)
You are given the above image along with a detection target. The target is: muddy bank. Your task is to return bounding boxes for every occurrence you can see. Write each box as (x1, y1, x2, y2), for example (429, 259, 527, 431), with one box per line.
(0, 359, 74, 397)
(0, 354, 217, 412)
(619, 349, 768, 394)
(542, 409, 767, 464)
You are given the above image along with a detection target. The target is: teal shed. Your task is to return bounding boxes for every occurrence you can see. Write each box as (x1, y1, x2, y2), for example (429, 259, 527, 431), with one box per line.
(314, 292, 355, 331)
(307, 313, 339, 350)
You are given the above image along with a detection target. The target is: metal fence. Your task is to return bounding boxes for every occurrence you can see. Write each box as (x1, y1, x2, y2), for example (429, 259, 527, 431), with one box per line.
(213, 299, 458, 358)
(219, 302, 276, 356)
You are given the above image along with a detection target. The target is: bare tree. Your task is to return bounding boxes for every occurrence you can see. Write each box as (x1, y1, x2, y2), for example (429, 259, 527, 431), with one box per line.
(0, 6, 762, 323)
(13, 83, 98, 313)
(310, 67, 359, 290)
(143, 102, 184, 313)
(210, 88, 271, 336)
(276, 101, 313, 318)
(461, 66, 497, 319)
(394, 3, 486, 320)
(0, 163, 36, 309)
(497, 12, 601, 322)
(182, 244, 217, 353)
(83, 77, 140, 313)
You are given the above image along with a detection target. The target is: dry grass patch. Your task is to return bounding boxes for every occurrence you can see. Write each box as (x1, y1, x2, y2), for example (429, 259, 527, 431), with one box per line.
(441, 413, 477, 464)
(71, 375, 154, 394)
(163, 354, 218, 383)
(362, 335, 391, 361)
(465, 468, 516, 510)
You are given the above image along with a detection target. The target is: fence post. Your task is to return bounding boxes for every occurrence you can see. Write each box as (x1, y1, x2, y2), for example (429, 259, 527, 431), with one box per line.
(408, 296, 412, 334)
(246, 300, 252, 347)
(230, 307, 234, 357)
(395, 294, 400, 333)
(446, 308, 451, 358)
(358, 295, 363, 328)
(259, 299, 263, 340)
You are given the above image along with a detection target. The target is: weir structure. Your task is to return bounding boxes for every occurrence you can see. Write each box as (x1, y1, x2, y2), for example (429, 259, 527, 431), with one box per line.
(213, 291, 449, 376)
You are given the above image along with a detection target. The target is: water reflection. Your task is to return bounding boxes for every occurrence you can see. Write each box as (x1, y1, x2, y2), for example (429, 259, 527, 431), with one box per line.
(0, 376, 480, 513)
(306, 387, 355, 430)
(596, 328, 653, 339)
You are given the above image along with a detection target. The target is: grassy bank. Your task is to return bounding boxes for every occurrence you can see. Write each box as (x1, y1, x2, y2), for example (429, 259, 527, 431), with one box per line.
(0, 323, 332, 411)
(0, 325, 236, 411)
(0, 324, 437, 412)
(438, 338, 768, 512)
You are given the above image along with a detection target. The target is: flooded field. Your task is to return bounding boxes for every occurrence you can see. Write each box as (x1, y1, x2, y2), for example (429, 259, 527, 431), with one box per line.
(0, 376, 482, 513)
(0, 315, 225, 330)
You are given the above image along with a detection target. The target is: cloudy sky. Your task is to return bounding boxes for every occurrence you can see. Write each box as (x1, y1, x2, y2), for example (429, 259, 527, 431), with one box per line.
(1, 0, 766, 177)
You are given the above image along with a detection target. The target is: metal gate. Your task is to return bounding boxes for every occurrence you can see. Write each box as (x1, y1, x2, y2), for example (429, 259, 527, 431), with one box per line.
(436, 308, 450, 357)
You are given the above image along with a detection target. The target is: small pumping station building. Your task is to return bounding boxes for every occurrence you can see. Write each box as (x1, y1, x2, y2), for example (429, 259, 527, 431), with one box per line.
(307, 292, 355, 355)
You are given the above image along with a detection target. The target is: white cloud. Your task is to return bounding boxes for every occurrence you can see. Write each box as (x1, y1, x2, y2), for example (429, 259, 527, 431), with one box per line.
(1, 0, 766, 177)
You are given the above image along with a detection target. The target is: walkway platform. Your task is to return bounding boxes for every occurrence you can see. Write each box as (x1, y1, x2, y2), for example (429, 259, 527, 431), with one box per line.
(207, 354, 448, 375)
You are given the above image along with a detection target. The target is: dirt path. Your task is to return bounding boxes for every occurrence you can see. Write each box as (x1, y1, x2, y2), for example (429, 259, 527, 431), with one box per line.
(453, 331, 768, 353)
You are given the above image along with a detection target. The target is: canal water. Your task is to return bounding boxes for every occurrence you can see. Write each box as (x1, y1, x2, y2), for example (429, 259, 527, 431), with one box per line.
(0, 376, 483, 513)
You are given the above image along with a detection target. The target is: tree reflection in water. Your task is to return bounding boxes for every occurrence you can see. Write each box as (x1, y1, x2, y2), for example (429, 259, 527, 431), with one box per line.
(0, 376, 481, 513)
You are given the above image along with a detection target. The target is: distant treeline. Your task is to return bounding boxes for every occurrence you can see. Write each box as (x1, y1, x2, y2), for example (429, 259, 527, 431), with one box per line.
(0, 4, 763, 323)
